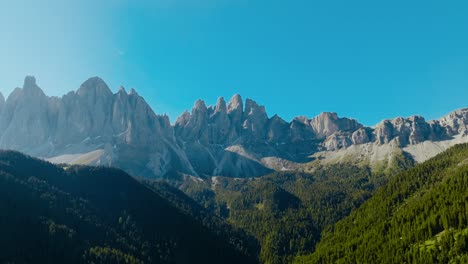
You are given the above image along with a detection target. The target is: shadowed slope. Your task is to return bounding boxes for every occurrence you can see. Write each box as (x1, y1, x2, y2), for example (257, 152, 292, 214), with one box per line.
(0, 150, 257, 264)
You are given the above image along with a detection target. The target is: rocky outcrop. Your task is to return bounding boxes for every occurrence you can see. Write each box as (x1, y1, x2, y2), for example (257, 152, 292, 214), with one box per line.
(438, 108, 468, 136)
(0, 76, 467, 179)
(373, 116, 448, 146)
(242, 98, 268, 140)
(323, 133, 353, 151)
(226, 94, 244, 141)
(0, 76, 53, 152)
(266, 114, 289, 142)
(0, 76, 195, 178)
(351, 127, 372, 145)
(55, 77, 114, 145)
(176, 99, 209, 143)
(209, 97, 230, 144)
(310, 112, 362, 139)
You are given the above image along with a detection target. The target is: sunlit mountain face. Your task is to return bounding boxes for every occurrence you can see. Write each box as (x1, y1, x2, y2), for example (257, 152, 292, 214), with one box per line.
(0, 76, 466, 180)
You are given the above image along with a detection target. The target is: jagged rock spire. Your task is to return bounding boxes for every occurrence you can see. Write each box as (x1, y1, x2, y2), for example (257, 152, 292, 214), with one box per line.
(227, 94, 243, 114)
(214, 97, 227, 113)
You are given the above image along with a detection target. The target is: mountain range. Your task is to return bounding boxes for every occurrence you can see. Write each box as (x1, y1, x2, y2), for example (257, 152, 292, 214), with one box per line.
(0, 76, 466, 179)
(1, 76, 468, 264)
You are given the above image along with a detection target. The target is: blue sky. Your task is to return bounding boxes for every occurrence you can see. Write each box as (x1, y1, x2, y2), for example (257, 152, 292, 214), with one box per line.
(0, 0, 467, 125)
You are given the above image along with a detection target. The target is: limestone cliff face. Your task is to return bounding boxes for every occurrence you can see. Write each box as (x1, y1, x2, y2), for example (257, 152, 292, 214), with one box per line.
(310, 112, 362, 139)
(174, 100, 467, 176)
(0, 77, 194, 178)
(437, 108, 468, 136)
(351, 127, 372, 145)
(373, 116, 449, 146)
(55, 77, 114, 145)
(209, 97, 231, 144)
(243, 98, 269, 140)
(0, 76, 467, 178)
(266, 114, 289, 142)
(0, 76, 53, 152)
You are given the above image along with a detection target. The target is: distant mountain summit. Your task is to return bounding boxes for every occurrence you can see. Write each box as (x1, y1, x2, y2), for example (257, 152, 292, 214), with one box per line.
(0, 76, 466, 178)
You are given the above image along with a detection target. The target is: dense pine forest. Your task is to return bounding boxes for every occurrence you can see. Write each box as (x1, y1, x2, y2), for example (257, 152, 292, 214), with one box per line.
(2, 143, 468, 263)
(163, 151, 414, 263)
(295, 143, 468, 263)
(0, 150, 257, 264)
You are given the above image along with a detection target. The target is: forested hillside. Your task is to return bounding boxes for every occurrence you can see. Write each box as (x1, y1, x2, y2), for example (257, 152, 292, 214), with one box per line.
(4, 143, 467, 264)
(167, 152, 413, 264)
(295, 143, 468, 263)
(0, 150, 257, 264)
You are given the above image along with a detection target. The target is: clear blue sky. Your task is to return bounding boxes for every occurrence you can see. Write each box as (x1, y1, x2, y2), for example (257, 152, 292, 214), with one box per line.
(0, 0, 467, 125)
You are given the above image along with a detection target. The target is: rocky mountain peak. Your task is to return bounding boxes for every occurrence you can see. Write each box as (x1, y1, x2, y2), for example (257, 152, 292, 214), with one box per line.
(373, 115, 448, 146)
(129, 88, 138, 95)
(243, 98, 268, 138)
(410, 115, 426, 122)
(438, 108, 468, 136)
(118, 86, 128, 95)
(318, 112, 338, 119)
(270, 114, 285, 123)
(292, 116, 310, 125)
(392, 115, 426, 124)
(310, 112, 362, 139)
(77, 77, 113, 98)
(442, 108, 468, 119)
(266, 114, 289, 142)
(193, 99, 208, 113)
(245, 98, 266, 116)
(22, 76, 45, 97)
(174, 100, 209, 142)
(227, 94, 243, 114)
(214, 97, 227, 113)
(0, 77, 53, 151)
(23, 76, 37, 88)
(175, 110, 191, 127)
(0, 76, 467, 179)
